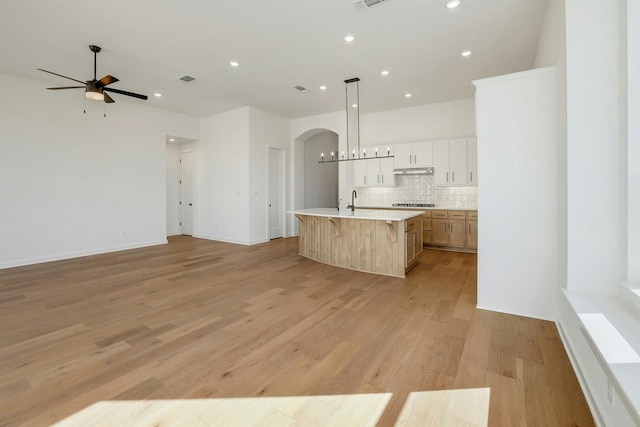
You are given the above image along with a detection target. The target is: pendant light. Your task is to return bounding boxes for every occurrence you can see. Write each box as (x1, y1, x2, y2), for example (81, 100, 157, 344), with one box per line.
(319, 77, 394, 163)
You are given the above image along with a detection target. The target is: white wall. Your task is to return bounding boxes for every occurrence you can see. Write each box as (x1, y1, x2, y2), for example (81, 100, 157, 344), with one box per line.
(360, 99, 476, 145)
(534, 0, 569, 302)
(196, 108, 251, 245)
(0, 72, 199, 269)
(248, 107, 290, 244)
(566, 0, 624, 295)
(303, 132, 338, 209)
(474, 67, 558, 321)
(629, 0, 640, 287)
(194, 107, 290, 245)
(533, 0, 565, 68)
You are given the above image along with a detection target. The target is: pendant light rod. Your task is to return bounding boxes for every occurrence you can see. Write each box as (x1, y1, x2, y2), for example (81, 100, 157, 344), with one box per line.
(319, 77, 393, 164)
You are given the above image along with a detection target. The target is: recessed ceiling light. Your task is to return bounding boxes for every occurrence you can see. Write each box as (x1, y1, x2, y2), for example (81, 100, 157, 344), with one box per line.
(405, 93, 412, 98)
(169, 138, 175, 142)
(320, 85, 327, 91)
(230, 61, 240, 67)
(352, 104, 358, 108)
(446, 0, 461, 8)
(461, 50, 472, 57)
(381, 70, 390, 76)
(154, 93, 162, 97)
(344, 34, 356, 43)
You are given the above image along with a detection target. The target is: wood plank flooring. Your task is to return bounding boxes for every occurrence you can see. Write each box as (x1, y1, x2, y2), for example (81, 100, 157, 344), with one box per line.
(0, 236, 594, 426)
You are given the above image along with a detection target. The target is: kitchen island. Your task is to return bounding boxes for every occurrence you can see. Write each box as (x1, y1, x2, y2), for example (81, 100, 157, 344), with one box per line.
(290, 208, 424, 278)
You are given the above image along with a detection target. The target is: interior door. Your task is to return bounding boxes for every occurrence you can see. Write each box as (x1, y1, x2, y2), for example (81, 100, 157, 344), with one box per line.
(269, 148, 283, 239)
(180, 151, 194, 236)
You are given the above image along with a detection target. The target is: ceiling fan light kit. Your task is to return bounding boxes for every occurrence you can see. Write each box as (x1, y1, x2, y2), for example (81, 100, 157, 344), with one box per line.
(37, 44, 148, 114)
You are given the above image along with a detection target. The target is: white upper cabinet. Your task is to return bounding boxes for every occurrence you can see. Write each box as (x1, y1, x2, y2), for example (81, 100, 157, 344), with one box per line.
(450, 139, 468, 185)
(467, 138, 477, 185)
(393, 141, 433, 169)
(352, 145, 395, 187)
(433, 141, 450, 185)
(433, 138, 476, 186)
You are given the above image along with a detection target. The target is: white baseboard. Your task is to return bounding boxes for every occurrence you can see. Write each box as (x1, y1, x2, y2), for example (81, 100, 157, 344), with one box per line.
(0, 239, 168, 270)
(193, 234, 251, 246)
(166, 232, 180, 237)
(474, 303, 555, 322)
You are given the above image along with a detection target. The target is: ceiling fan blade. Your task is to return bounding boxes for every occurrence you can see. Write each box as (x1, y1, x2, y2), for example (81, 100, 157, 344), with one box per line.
(104, 87, 148, 100)
(96, 75, 119, 88)
(37, 68, 86, 84)
(103, 92, 115, 103)
(46, 86, 86, 90)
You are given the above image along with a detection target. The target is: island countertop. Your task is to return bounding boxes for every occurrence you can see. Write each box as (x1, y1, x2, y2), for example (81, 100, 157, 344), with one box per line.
(289, 208, 424, 222)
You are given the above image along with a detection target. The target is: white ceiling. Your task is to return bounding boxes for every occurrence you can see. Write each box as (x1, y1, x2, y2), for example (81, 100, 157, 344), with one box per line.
(0, 0, 549, 119)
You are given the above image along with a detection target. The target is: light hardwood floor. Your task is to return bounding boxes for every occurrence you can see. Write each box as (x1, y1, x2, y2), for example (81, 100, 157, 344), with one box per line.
(0, 236, 594, 426)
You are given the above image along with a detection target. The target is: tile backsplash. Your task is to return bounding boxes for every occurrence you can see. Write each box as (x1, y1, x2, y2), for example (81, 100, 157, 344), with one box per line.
(356, 175, 477, 209)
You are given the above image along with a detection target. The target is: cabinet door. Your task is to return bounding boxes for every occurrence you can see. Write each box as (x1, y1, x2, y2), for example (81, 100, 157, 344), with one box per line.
(448, 219, 466, 246)
(379, 157, 395, 186)
(467, 139, 477, 186)
(394, 143, 414, 169)
(466, 220, 478, 248)
(353, 159, 367, 187)
(431, 219, 447, 244)
(450, 139, 468, 185)
(366, 159, 380, 185)
(406, 231, 414, 266)
(412, 141, 433, 167)
(433, 141, 450, 185)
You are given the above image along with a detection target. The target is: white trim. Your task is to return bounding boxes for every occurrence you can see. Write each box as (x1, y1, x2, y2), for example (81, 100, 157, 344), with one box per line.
(0, 239, 168, 270)
(192, 234, 271, 246)
(472, 65, 557, 87)
(166, 231, 180, 237)
(474, 304, 555, 322)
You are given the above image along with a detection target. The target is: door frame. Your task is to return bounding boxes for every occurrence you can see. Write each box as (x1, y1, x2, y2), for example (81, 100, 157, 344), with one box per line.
(267, 147, 286, 240)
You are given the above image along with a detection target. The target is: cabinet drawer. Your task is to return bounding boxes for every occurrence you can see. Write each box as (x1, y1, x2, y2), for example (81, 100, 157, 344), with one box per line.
(466, 211, 478, 220)
(422, 211, 432, 219)
(432, 210, 447, 219)
(448, 211, 466, 220)
(422, 219, 432, 231)
(405, 217, 419, 232)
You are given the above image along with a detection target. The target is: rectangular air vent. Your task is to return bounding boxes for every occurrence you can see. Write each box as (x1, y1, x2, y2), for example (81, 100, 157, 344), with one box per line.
(177, 75, 196, 83)
(353, 0, 386, 10)
(293, 85, 308, 92)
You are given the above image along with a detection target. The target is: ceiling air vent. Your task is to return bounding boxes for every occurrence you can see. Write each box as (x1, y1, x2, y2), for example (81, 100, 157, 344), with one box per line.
(176, 75, 196, 83)
(293, 85, 308, 92)
(353, 0, 386, 10)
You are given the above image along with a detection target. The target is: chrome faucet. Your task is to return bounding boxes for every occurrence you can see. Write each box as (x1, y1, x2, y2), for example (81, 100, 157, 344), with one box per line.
(347, 189, 357, 212)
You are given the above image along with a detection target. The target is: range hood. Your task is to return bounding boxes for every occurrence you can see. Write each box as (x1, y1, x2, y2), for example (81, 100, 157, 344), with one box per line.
(393, 167, 434, 175)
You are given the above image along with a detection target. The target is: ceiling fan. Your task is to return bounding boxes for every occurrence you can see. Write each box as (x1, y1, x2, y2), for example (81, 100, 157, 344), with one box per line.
(37, 45, 148, 103)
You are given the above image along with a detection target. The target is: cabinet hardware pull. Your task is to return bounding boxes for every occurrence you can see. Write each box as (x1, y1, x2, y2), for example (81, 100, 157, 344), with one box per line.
(446, 172, 449, 182)
(409, 155, 412, 164)
(414, 154, 417, 164)
(451, 222, 453, 232)
(382, 174, 384, 183)
(470, 172, 473, 182)
(364, 175, 367, 184)
(452, 172, 455, 182)
(469, 223, 471, 233)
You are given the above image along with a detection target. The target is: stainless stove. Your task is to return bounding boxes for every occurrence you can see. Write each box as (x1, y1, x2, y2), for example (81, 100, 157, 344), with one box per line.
(392, 203, 435, 207)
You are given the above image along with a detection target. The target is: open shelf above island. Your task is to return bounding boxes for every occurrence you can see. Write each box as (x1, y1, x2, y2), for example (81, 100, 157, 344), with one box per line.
(290, 208, 424, 278)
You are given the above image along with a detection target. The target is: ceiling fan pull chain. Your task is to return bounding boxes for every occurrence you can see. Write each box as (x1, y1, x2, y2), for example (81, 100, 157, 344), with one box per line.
(83, 96, 86, 114)
(104, 103, 106, 118)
